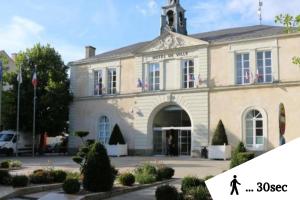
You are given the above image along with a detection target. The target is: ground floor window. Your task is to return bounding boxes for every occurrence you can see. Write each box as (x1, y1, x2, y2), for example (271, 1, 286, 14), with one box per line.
(245, 109, 265, 150)
(99, 116, 110, 144)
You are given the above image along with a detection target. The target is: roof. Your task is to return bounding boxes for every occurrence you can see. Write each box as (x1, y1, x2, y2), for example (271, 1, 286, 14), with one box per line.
(70, 25, 286, 65)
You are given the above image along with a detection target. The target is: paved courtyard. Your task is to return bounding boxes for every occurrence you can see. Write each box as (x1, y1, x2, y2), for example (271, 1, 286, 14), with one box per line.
(0, 155, 229, 178)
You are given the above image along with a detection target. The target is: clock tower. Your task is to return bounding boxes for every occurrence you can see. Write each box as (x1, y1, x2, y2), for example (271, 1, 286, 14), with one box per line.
(160, 0, 187, 35)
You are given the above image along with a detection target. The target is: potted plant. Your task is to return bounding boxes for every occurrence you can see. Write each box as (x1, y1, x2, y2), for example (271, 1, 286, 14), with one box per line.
(208, 120, 231, 160)
(105, 124, 128, 156)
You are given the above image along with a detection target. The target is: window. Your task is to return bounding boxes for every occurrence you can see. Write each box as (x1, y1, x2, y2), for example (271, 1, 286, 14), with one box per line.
(183, 60, 195, 88)
(236, 53, 250, 85)
(148, 63, 160, 91)
(94, 70, 103, 95)
(257, 51, 272, 83)
(245, 109, 264, 150)
(99, 116, 110, 144)
(107, 68, 117, 94)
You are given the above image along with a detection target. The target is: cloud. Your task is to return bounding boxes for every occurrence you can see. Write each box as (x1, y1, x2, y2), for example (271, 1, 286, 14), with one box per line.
(189, 0, 300, 33)
(0, 16, 83, 63)
(136, 0, 158, 16)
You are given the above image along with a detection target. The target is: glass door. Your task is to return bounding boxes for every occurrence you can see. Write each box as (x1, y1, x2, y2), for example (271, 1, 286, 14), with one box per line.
(153, 130, 167, 155)
(179, 130, 191, 155)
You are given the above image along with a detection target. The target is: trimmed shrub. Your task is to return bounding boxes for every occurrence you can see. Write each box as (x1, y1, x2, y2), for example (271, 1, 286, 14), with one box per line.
(111, 166, 119, 180)
(211, 120, 228, 145)
(30, 170, 54, 184)
(66, 172, 81, 180)
(187, 186, 211, 200)
(63, 178, 81, 194)
(155, 185, 178, 200)
(118, 172, 135, 186)
(204, 175, 214, 181)
(230, 142, 248, 169)
(1, 161, 10, 169)
(10, 160, 22, 168)
(82, 142, 114, 192)
(181, 176, 205, 194)
(50, 170, 67, 183)
(0, 170, 12, 185)
(157, 167, 175, 180)
(236, 152, 255, 165)
(135, 163, 158, 184)
(12, 175, 29, 187)
(108, 124, 126, 145)
(75, 131, 89, 138)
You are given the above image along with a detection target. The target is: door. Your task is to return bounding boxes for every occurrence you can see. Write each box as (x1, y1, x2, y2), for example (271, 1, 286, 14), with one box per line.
(179, 130, 191, 155)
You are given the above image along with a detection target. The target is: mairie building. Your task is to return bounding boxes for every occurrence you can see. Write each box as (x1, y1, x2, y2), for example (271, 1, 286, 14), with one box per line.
(68, 0, 300, 156)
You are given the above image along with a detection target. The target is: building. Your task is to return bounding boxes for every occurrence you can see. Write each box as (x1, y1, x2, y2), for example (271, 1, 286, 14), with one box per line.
(69, 0, 300, 156)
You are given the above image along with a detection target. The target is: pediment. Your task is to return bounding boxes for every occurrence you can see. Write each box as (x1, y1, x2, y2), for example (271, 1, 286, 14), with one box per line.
(137, 31, 208, 53)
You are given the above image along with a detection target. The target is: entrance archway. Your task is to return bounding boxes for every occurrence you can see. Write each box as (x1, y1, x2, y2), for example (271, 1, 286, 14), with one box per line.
(152, 105, 192, 156)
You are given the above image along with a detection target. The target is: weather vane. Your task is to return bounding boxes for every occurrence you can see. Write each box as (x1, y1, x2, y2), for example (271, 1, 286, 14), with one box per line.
(258, 0, 263, 25)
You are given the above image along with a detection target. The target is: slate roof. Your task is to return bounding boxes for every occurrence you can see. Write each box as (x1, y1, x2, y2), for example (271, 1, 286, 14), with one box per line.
(70, 25, 286, 65)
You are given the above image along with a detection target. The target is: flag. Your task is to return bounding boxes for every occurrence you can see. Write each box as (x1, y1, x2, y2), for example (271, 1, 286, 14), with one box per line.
(17, 68, 23, 84)
(0, 60, 2, 82)
(189, 74, 195, 81)
(32, 66, 37, 87)
(198, 74, 202, 85)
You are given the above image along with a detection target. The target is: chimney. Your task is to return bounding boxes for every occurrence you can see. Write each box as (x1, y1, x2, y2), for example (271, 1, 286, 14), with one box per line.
(85, 46, 96, 59)
(11, 53, 17, 62)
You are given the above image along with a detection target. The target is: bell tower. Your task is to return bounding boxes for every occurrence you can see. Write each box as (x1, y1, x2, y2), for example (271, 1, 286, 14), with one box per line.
(160, 0, 187, 35)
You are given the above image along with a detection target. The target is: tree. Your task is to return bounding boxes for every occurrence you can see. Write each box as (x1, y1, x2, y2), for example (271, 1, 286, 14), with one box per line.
(275, 14, 300, 67)
(2, 44, 73, 136)
(211, 120, 228, 145)
(108, 124, 126, 145)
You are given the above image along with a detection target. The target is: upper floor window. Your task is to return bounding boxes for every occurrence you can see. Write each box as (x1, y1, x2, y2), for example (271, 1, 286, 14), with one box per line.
(94, 70, 103, 95)
(148, 63, 160, 91)
(183, 60, 195, 89)
(99, 116, 110, 144)
(107, 68, 117, 94)
(236, 53, 250, 85)
(257, 51, 272, 83)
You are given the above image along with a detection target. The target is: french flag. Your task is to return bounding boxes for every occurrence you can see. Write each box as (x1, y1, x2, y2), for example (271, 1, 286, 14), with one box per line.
(32, 66, 37, 87)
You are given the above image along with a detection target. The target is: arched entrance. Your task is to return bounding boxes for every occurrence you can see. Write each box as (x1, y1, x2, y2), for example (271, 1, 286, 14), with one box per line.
(152, 105, 192, 156)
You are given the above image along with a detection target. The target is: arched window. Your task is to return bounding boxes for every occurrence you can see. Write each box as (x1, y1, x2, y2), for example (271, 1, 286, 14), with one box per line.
(244, 109, 265, 150)
(167, 10, 174, 27)
(99, 116, 110, 144)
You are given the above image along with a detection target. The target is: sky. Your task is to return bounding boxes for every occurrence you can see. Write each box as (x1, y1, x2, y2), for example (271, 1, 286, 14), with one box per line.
(0, 0, 300, 63)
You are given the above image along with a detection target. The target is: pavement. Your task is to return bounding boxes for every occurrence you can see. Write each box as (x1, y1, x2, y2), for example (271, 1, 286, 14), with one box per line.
(0, 156, 229, 199)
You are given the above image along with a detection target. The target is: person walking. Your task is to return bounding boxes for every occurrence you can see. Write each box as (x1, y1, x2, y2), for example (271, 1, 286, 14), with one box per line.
(230, 175, 241, 195)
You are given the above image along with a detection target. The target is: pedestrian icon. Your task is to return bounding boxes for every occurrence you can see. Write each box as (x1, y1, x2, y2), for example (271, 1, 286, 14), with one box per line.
(230, 175, 241, 195)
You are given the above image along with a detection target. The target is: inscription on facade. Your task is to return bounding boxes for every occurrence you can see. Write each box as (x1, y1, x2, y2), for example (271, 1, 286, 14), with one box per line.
(152, 51, 188, 60)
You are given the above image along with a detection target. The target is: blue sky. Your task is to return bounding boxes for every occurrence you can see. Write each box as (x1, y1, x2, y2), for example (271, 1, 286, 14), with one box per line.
(0, 0, 300, 63)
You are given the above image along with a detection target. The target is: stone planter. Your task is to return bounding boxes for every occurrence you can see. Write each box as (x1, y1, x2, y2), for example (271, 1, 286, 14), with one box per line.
(105, 144, 128, 157)
(208, 144, 231, 160)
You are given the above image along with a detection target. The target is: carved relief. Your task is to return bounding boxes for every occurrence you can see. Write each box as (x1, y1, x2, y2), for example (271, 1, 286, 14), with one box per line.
(150, 34, 185, 51)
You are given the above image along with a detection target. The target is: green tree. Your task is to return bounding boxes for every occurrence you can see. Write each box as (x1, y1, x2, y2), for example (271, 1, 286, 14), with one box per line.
(2, 44, 73, 136)
(211, 120, 228, 145)
(108, 124, 126, 145)
(275, 14, 300, 67)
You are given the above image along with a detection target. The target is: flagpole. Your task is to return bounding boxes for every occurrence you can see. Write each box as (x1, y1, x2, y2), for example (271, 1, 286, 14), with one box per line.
(16, 65, 21, 157)
(32, 65, 37, 157)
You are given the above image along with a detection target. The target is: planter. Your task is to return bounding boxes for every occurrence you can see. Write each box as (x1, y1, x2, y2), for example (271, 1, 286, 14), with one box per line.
(208, 145, 231, 160)
(105, 144, 128, 157)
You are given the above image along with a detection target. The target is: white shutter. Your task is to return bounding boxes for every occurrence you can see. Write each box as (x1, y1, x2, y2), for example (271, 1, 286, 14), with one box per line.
(102, 68, 108, 95)
(88, 68, 94, 96)
(159, 61, 164, 90)
(194, 57, 200, 88)
(144, 63, 149, 90)
(116, 66, 121, 94)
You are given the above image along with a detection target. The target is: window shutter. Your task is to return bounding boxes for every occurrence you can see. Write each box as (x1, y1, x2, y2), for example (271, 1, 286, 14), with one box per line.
(116, 66, 121, 94)
(88, 68, 94, 96)
(159, 62, 164, 90)
(102, 68, 108, 94)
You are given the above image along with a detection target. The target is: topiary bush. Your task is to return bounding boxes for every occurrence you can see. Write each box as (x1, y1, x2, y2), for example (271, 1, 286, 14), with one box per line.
(10, 160, 22, 168)
(181, 176, 205, 194)
(204, 175, 214, 181)
(30, 170, 54, 184)
(236, 152, 255, 165)
(230, 142, 249, 168)
(157, 167, 175, 180)
(82, 142, 114, 192)
(155, 185, 179, 200)
(12, 175, 29, 187)
(111, 166, 119, 180)
(0, 170, 12, 185)
(1, 161, 10, 169)
(186, 186, 211, 200)
(50, 170, 67, 183)
(212, 120, 228, 145)
(134, 163, 158, 184)
(108, 124, 126, 145)
(118, 172, 135, 186)
(63, 178, 81, 194)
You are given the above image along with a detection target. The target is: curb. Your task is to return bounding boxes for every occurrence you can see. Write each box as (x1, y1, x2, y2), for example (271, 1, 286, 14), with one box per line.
(0, 183, 62, 200)
(81, 179, 177, 200)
